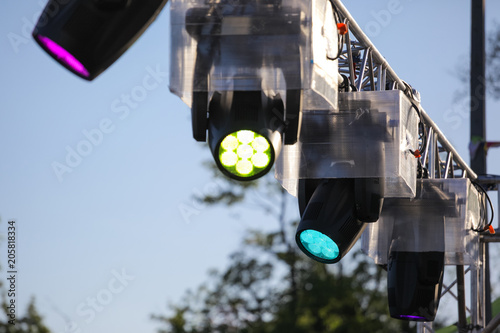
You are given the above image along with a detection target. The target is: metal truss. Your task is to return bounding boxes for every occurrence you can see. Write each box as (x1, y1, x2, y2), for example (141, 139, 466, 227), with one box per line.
(332, 0, 476, 182)
(331, 1, 500, 332)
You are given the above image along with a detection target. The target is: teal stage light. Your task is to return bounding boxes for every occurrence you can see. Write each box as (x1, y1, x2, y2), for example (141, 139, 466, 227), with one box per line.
(298, 230, 340, 261)
(296, 179, 367, 264)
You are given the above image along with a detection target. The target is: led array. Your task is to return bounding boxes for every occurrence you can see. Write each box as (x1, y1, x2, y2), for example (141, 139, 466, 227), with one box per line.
(299, 229, 339, 261)
(218, 130, 272, 178)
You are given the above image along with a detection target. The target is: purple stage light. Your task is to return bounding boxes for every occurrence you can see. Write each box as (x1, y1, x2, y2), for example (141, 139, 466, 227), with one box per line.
(399, 315, 426, 320)
(37, 35, 90, 78)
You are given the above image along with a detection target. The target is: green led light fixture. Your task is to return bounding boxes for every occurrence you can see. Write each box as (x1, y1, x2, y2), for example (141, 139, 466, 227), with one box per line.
(218, 130, 272, 179)
(207, 91, 284, 181)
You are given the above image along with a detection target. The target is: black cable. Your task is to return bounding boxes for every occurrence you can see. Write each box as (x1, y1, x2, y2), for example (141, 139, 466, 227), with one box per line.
(403, 81, 414, 100)
(338, 74, 349, 92)
(326, 0, 345, 61)
(408, 102, 427, 161)
(416, 159, 429, 179)
(419, 121, 427, 155)
(470, 180, 495, 233)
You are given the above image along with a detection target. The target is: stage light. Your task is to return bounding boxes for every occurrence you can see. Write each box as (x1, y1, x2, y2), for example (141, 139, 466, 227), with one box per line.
(388, 250, 444, 322)
(181, 2, 304, 144)
(32, 0, 168, 80)
(295, 179, 366, 264)
(217, 130, 273, 178)
(171, 0, 342, 180)
(36, 35, 90, 78)
(361, 179, 475, 322)
(207, 91, 284, 181)
(299, 230, 339, 261)
(295, 176, 384, 264)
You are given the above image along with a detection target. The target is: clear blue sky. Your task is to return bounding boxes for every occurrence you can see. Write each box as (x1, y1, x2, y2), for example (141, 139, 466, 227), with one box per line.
(1, 0, 500, 332)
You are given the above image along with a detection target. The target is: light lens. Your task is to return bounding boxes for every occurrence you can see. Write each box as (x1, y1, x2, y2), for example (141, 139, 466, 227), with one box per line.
(237, 130, 255, 144)
(221, 134, 239, 151)
(251, 152, 270, 168)
(398, 315, 427, 321)
(252, 136, 270, 152)
(218, 130, 272, 178)
(299, 229, 339, 260)
(220, 151, 238, 167)
(236, 144, 254, 159)
(37, 35, 90, 77)
(236, 160, 253, 175)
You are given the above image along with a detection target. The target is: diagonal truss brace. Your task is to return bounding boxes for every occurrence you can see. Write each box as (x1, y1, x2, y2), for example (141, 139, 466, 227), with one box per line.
(331, 0, 476, 182)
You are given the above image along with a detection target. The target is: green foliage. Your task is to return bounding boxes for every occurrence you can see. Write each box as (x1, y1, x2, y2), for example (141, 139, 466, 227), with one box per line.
(487, 23, 500, 99)
(0, 219, 52, 333)
(154, 170, 416, 333)
(154, 230, 415, 332)
(454, 22, 500, 101)
(0, 297, 51, 333)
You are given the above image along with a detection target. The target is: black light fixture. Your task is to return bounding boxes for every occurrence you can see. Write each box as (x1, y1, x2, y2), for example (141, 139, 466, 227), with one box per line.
(207, 90, 285, 181)
(32, 0, 168, 80)
(183, 2, 303, 181)
(382, 184, 453, 322)
(295, 178, 384, 264)
(387, 250, 445, 321)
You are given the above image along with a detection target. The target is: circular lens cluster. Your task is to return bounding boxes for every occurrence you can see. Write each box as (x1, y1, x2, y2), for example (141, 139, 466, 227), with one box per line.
(218, 130, 272, 178)
(299, 229, 339, 261)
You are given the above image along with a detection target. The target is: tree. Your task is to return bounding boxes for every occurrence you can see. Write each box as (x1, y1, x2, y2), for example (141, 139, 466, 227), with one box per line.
(487, 24, 500, 99)
(0, 219, 52, 333)
(0, 296, 51, 333)
(153, 168, 416, 333)
(453, 23, 500, 102)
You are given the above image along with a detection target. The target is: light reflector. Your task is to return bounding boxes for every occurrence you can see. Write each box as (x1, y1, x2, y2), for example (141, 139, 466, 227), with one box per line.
(298, 229, 339, 261)
(36, 35, 90, 78)
(388, 251, 444, 321)
(398, 315, 427, 320)
(32, 0, 168, 80)
(217, 130, 272, 179)
(295, 179, 366, 264)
